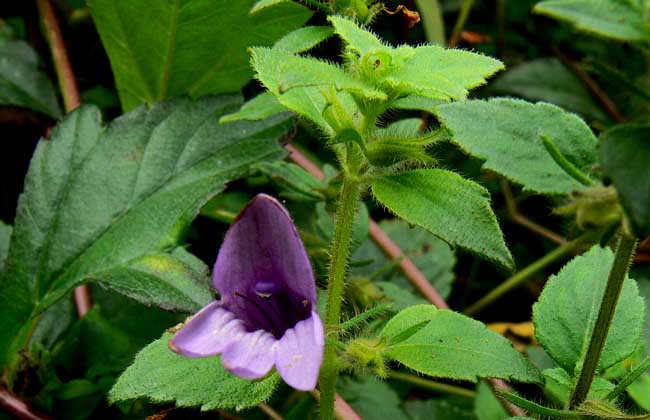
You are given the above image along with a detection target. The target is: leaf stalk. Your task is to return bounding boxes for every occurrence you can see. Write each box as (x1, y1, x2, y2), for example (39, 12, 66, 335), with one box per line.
(465, 231, 594, 316)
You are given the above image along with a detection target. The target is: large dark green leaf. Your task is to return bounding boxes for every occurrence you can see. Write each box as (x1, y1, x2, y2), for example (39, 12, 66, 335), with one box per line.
(380, 305, 542, 383)
(488, 58, 608, 122)
(338, 376, 410, 420)
(534, 0, 650, 43)
(109, 333, 279, 411)
(474, 382, 506, 420)
(0, 221, 10, 272)
(0, 96, 287, 368)
(435, 98, 599, 195)
(371, 168, 513, 270)
(88, 0, 312, 111)
(0, 25, 61, 117)
(600, 124, 650, 237)
(533, 246, 644, 373)
(405, 397, 474, 420)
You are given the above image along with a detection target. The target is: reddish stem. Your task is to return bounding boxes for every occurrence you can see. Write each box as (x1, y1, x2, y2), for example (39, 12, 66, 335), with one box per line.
(35, 0, 91, 317)
(35, 0, 81, 112)
(488, 379, 527, 417)
(0, 387, 54, 420)
(368, 221, 449, 308)
(551, 47, 625, 123)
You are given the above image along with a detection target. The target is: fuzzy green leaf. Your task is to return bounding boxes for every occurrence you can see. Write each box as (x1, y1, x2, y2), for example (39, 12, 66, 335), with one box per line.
(436, 98, 599, 195)
(391, 95, 445, 113)
(328, 15, 385, 55)
(328, 15, 503, 100)
(88, 0, 311, 111)
(639, 277, 650, 353)
(381, 46, 504, 101)
(251, 47, 386, 100)
(534, 0, 650, 43)
(600, 124, 650, 238)
(371, 168, 513, 270)
(0, 26, 61, 117)
(380, 305, 542, 383)
(87, 250, 212, 312)
(533, 246, 644, 373)
(0, 96, 287, 368)
(250, 47, 362, 134)
(219, 92, 289, 123)
(274, 26, 335, 54)
(109, 333, 280, 410)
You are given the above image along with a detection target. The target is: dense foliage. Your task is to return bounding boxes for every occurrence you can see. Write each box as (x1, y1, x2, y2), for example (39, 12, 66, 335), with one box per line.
(1, 0, 649, 419)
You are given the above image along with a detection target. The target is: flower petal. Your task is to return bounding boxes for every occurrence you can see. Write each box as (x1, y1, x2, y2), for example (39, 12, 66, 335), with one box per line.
(221, 330, 277, 379)
(214, 194, 317, 305)
(169, 302, 245, 357)
(275, 311, 324, 391)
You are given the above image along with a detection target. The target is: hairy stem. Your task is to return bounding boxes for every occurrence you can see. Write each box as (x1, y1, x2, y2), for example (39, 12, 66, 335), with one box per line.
(568, 234, 637, 408)
(465, 232, 593, 316)
(310, 391, 363, 420)
(286, 145, 449, 308)
(498, 390, 581, 419)
(606, 354, 650, 400)
(389, 372, 475, 398)
(319, 177, 361, 420)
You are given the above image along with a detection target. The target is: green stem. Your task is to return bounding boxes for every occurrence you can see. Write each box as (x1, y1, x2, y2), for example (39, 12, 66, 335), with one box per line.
(389, 371, 476, 399)
(498, 391, 581, 419)
(464, 232, 593, 316)
(448, 0, 475, 47)
(414, 0, 446, 45)
(568, 234, 638, 408)
(606, 354, 650, 400)
(319, 177, 361, 420)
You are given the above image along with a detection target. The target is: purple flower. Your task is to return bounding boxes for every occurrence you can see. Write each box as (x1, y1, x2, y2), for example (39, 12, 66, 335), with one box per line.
(169, 194, 324, 391)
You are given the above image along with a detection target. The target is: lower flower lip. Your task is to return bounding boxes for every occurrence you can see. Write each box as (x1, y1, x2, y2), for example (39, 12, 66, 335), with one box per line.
(169, 306, 324, 391)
